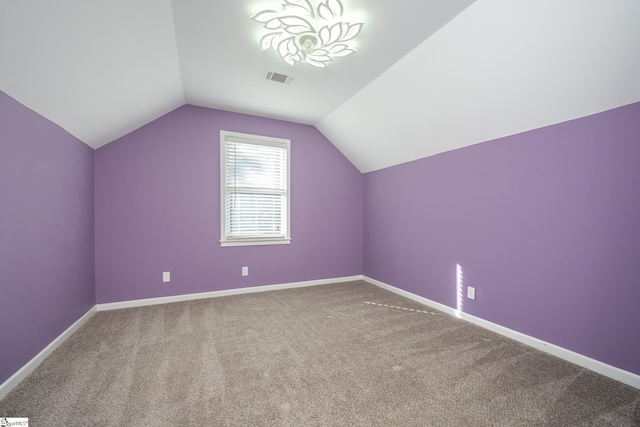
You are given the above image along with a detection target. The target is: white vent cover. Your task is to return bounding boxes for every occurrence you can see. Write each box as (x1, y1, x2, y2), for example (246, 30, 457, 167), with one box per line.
(265, 71, 293, 84)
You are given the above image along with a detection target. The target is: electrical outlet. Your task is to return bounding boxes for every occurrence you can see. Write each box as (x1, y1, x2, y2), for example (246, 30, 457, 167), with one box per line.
(467, 286, 475, 300)
(242, 266, 248, 276)
(163, 271, 170, 283)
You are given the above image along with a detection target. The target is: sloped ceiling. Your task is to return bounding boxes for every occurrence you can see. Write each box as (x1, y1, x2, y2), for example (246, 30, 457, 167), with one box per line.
(1, 0, 639, 173)
(318, 0, 640, 172)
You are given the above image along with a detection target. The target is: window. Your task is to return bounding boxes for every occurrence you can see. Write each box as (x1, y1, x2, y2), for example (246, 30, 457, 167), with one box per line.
(220, 130, 290, 247)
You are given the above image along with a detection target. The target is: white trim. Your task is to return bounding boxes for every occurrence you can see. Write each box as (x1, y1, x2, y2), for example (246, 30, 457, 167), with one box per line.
(365, 276, 455, 315)
(96, 275, 364, 311)
(0, 306, 97, 400)
(220, 130, 291, 247)
(1, 276, 363, 399)
(8, 274, 635, 403)
(363, 276, 640, 390)
(220, 238, 291, 247)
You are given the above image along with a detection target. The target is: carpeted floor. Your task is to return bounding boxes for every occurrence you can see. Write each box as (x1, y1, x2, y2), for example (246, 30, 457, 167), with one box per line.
(1, 280, 639, 426)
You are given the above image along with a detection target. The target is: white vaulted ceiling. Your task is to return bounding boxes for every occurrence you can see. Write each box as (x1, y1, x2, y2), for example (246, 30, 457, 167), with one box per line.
(318, 0, 640, 171)
(1, 0, 639, 172)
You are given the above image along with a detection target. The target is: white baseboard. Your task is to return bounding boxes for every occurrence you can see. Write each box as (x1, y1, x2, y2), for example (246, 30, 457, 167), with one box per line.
(96, 275, 364, 311)
(1, 276, 363, 399)
(8, 274, 634, 403)
(0, 306, 97, 400)
(363, 276, 640, 390)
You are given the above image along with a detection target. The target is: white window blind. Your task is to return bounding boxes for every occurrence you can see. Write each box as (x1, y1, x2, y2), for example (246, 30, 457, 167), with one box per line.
(220, 131, 290, 246)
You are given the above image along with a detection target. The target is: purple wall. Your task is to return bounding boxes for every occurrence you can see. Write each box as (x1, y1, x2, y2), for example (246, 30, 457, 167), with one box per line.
(95, 105, 362, 303)
(0, 91, 95, 385)
(363, 102, 640, 375)
(3, 88, 637, 386)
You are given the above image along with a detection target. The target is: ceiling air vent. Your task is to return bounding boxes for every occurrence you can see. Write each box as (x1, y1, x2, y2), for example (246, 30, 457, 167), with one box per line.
(265, 71, 293, 85)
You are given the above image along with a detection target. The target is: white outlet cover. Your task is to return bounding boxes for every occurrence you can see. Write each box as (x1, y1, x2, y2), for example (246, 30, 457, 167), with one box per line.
(163, 271, 170, 283)
(242, 267, 248, 276)
(467, 286, 475, 300)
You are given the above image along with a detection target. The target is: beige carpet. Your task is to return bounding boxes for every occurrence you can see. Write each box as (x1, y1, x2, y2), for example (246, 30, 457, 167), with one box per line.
(1, 280, 639, 426)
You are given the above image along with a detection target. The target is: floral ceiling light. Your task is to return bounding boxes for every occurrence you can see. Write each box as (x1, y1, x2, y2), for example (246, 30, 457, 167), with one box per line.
(251, 0, 364, 68)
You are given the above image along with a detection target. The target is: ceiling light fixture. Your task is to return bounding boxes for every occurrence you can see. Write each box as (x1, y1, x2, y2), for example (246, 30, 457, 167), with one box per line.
(251, 0, 364, 68)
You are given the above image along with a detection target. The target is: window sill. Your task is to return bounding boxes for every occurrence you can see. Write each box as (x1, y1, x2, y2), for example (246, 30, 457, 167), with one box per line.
(220, 238, 291, 247)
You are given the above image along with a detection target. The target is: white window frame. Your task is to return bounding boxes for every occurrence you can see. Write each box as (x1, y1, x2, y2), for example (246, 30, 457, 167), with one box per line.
(220, 130, 291, 247)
